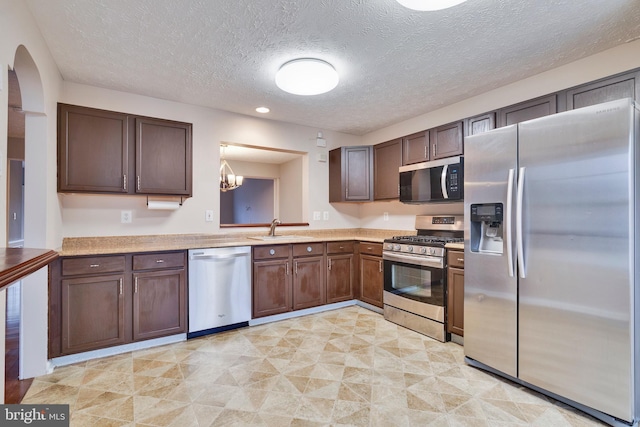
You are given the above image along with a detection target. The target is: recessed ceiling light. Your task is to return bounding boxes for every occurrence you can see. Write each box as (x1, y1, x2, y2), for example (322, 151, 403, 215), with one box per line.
(275, 58, 339, 96)
(396, 0, 467, 11)
(256, 107, 270, 113)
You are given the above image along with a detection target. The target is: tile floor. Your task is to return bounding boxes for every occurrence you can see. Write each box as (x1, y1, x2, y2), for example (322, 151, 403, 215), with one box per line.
(22, 306, 606, 426)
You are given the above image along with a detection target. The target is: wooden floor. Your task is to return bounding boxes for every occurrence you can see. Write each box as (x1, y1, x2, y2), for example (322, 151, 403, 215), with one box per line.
(4, 283, 32, 403)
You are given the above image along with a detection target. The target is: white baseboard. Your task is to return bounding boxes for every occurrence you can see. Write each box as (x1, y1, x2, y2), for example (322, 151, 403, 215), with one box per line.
(249, 300, 358, 326)
(49, 334, 186, 368)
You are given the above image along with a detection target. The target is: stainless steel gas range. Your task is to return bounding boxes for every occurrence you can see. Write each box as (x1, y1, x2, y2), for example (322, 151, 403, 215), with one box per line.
(382, 215, 463, 342)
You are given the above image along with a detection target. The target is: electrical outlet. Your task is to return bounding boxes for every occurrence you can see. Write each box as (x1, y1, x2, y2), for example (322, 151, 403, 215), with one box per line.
(323, 211, 329, 221)
(313, 211, 321, 220)
(205, 210, 214, 222)
(121, 210, 132, 223)
(383, 212, 389, 221)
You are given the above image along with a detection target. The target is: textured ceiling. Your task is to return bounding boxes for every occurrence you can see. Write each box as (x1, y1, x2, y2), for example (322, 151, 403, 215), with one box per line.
(24, 0, 640, 136)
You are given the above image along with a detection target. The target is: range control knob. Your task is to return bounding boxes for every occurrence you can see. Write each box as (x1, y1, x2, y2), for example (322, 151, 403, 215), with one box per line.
(407, 246, 414, 253)
(420, 247, 427, 254)
(428, 247, 436, 255)
(393, 244, 401, 251)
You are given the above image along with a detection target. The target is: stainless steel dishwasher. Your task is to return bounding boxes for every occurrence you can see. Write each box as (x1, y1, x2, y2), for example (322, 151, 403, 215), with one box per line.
(187, 246, 251, 338)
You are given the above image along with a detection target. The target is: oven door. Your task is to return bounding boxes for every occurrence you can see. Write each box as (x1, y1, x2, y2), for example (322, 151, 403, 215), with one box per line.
(382, 251, 445, 307)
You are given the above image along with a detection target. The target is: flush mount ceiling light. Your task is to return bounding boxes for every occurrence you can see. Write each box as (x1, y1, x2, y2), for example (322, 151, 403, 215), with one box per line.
(396, 0, 467, 11)
(275, 58, 339, 96)
(255, 106, 270, 113)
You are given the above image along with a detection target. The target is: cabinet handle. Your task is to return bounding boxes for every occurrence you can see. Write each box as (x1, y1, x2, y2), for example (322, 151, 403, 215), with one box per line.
(119, 278, 123, 295)
(89, 264, 99, 268)
(123, 175, 127, 191)
(457, 258, 464, 263)
(307, 246, 312, 252)
(137, 175, 141, 191)
(134, 277, 138, 293)
(269, 249, 276, 256)
(379, 260, 383, 272)
(424, 146, 427, 159)
(367, 247, 373, 251)
(156, 259, 164, 263)
(433, 144, 436, 157)
(295, 261, 298, 275)
(328, 259, 332, 271)
(286, 262, 289, 275)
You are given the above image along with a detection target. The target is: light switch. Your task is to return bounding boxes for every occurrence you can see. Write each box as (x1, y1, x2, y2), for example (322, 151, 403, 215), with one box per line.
(205, 210, 214, 222)
(313, 211, 321, 220)
(323, 211, 329, 221)
(121, 210, 132, 223)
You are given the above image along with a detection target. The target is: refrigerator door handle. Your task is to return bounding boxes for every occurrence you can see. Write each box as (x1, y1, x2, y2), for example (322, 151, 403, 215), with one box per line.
(441, 164, 449, 199)
(516, 166, 526, 278)
(506, 168, 515, 277)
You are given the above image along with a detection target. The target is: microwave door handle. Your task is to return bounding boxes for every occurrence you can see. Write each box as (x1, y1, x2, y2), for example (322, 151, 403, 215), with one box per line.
(506, 168, 515, 277)
(516, 166, 526, 278)
(441, 164, 449, 199)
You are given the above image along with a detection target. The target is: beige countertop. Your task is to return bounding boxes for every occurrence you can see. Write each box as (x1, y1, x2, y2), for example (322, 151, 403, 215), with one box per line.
(58, 228, 416, 257)
(445, 242, 465, 251)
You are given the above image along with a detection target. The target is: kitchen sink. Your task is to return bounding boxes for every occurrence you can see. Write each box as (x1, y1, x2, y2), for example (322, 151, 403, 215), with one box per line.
(248, 235, 311, 241)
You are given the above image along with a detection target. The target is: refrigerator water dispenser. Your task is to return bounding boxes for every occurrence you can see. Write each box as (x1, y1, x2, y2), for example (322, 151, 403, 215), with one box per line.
(470, 203, 504, 254)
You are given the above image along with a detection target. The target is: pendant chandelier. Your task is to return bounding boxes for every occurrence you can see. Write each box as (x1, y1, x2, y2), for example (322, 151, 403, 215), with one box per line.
(220, 145, 243, 192)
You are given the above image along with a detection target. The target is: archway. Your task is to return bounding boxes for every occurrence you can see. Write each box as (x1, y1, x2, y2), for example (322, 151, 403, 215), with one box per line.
(11, 45, 49, 381)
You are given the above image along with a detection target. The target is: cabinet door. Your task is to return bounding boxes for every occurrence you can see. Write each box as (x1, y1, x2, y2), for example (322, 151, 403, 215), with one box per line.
(566, 72, 638, 110)
(359, 255, 383, 308)
(432, 122, 463, 159)
(374, 138, 402, 200)
(402, 131, 430, 165)
(465, 113, 496, 136)
(61, 274, 126, 354)
(253, 259, 292, 318)
(447, 267, 464, 336)
(498, 95, 557, 127)
(58, 104, 128, 193)
(329, 146, 373, 202)
(293, 256, 325, 310)
(132, 269, 186, 341)
(135, 117, 192, 196)
(327, 254, 354, 303)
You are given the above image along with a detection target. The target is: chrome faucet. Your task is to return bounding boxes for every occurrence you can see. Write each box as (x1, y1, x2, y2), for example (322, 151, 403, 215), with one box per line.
(268, 219, 281, 236)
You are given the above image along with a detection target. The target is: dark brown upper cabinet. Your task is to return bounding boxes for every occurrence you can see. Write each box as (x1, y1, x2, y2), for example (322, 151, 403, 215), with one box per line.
(498, 95, 557, 127)
(58, 104, 129, 193)
(402, 130, 430, 165)
(465, 112, 496, 137)
(58, 103, 193, 197)
(374, 138, 402, 200)
(565, 71, 639, 110)
(432, 121, 463, 159)
(329, 146, 373, 202)
(135, 117, 192, 196)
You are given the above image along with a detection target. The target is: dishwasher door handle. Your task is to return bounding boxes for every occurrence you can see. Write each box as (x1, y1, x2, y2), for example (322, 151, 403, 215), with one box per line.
(190, 252, 249, 260)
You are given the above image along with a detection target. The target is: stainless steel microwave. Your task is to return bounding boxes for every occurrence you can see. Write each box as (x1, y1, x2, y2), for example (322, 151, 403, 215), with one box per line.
(399, 156, 463, 203)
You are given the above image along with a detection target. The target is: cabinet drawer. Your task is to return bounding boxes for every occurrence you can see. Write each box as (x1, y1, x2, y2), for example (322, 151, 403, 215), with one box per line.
(292, 242, 325, 257)
(448, 250, 465, 269)
(133, 251, 185, 271)
(253, 244, 290, 260)
(326, 241, 355, 254)
(359, 242, 382, 257)
(62, 255, 126, 276)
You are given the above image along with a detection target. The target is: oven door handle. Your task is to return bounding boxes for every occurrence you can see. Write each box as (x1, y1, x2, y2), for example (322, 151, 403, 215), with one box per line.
(383, 252, 444, 269)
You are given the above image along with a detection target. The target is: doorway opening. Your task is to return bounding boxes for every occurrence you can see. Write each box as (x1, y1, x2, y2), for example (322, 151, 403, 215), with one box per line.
(5, 67, 30, 402)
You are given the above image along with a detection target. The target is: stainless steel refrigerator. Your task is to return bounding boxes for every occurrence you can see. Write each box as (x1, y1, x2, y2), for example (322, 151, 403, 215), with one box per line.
(463, 98, 638, 426)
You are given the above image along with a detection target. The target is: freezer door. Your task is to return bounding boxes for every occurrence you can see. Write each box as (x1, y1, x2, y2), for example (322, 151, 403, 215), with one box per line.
(517, 98, 636, 422)
(464, 125, 518, 378)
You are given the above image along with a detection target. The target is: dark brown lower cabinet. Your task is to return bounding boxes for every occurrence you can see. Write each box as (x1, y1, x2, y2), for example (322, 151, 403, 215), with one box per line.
(61, 274, 126, 355)
(447, 250, 465, 336)
(293, 255, 325, 310)
(326, 241, 355, 304)
(359, 243, 383, 308)
(50, 251, 187, 357)
(252, 257, 291, 318)
(133, 269, 186, 341)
